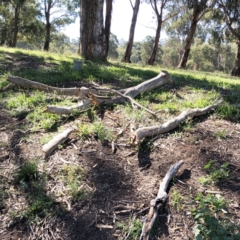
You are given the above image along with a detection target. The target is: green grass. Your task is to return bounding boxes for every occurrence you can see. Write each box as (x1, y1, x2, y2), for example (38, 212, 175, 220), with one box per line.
(78, 120, 113, 142)
(0, 46, 239, 134)
(117, 218, 142, 240)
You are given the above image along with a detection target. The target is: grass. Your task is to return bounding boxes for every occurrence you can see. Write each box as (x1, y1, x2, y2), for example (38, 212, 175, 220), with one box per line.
(117, 218, 142, 240)
(11, 161, 58, 222)
(78, 120, 113, 142)
(170, 189, 185, 212)
(60, 164, 91, 201)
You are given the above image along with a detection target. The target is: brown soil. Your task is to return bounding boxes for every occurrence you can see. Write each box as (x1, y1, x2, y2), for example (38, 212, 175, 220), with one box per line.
(1, 101, 240, 240)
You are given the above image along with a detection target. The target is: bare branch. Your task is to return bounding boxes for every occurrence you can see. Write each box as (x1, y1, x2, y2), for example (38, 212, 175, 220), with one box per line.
(129, 0, 134, 10)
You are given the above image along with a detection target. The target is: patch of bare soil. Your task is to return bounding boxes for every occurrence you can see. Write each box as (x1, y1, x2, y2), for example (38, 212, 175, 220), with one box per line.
(0, 98, 240, 240)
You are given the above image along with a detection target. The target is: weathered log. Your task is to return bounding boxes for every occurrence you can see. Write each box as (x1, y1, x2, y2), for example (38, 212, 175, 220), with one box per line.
(120, 70, 172, 97)
(42, 128, 73, 157)
(7, 71, 172, 115)
(44, 100, 91, 114)
(8, 71, 171, 99)
(131, 101, 222, 144)
(7, 76, 95, 97)
(140, 160, 184, 240)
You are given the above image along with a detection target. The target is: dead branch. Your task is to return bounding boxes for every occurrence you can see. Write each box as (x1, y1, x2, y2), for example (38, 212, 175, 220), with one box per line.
(42, 128, 73, 157)
(7, 76, 95, 98)
(111, 89, 158, 117)
(131, 100, 222, 144)
(140, 160, 184, 240)
(44, 100, 91, 114)
(0, 83, 15, 92)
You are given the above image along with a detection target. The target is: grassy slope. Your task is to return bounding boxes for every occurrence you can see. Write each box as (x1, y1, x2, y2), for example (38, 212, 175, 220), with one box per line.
(0, 47, 240, 239)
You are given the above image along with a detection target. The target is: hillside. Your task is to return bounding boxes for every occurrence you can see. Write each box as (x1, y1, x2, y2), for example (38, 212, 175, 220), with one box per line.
(0, 47, 240, 240)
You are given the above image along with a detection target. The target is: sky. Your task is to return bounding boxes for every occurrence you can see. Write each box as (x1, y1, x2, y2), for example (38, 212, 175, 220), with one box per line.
(62, 1, 159, 42)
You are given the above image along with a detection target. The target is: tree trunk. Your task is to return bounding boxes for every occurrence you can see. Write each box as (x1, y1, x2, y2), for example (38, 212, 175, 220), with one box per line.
(147, 17, 162, 65)
(79, 0, 106, 60)
(231, 42, 240, 76)
(104, 0, 113, 58)
(177, 6, 201, 69)
(121, 0, 140, 63)
(43, 11, 51, 51)
(11, 7, 20, 47)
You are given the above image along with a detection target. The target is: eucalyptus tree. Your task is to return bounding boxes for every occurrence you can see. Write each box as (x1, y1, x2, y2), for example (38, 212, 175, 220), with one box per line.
(216, 0, 240, 76)
(42, 0, 78, 51)
(121, 0, 141, 63)
(146, 0, 180, 65)
(105, 0, 113, 59)
(141, 35, 162, 64)
(0, 0, 42, 47)
(79, 0, 113, 60)
(165, 10, 192, 63)
(177, 0, 216, 69)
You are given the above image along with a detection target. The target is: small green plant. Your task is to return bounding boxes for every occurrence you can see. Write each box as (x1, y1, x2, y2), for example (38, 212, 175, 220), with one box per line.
(217, 103, 240, 121)
(78, 123, 93, 140)
(78, 121, 113, 142)
(171, 189, 185, 212)
(214, 129, 227, 139)
(117, 218, 142, 240)
(14, 161, 38, 183)
(192, 193, 239, 239)
(61, 164, 89, 201)
(201, 160, 230, 184)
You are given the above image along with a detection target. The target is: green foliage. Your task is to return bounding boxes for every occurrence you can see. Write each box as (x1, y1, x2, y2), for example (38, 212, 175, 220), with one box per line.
(108, 33, 119, 59)
(192, 193, 240, 239)
(199, 160, 230, 185)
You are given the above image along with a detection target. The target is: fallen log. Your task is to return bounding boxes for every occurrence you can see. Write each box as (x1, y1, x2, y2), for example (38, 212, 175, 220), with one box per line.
(42, 128, 73, 157)
(131, 100, 222, 144)
(7, 76, 95, 97)
(7, 71, 172, 104)
(44, 99, 91, 114)
(140, 160, 184, 240)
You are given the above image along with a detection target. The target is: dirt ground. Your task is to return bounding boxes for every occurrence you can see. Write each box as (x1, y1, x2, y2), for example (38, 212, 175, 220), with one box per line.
(1, 100, 240, 239)
(0, 52, 240, 239)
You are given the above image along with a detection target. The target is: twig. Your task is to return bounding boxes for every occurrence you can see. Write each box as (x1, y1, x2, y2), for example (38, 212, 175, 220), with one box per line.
(111, 89, 158, 118)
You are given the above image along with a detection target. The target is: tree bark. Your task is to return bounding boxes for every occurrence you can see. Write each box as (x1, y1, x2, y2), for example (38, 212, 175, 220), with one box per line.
(11, 7, 20, 47)
(104, 0, 113, 58)
(43, 10, 51, 51)
(147, 16, 162, 65)
(121, 0, 140, 63)
(177, 6, 201, 69)
(231, 42, 240, 76)
(79, 0, 106, 60)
